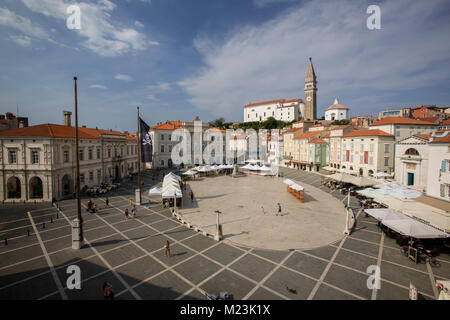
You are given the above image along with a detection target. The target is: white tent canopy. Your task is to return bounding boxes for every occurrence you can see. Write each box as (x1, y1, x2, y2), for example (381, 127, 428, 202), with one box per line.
(182, 170, 197, 176)
(259, 165, 272, 171)
(371, 172, 391, 178)
(383, 218, 449, 239)
(325, 173, 380, 187)
(365, 208, 449, 239)
(149, 187, 162, 196)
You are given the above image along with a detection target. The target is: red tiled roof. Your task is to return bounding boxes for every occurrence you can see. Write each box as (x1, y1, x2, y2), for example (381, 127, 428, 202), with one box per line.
(284, 99, 302, 103)
(283, 128, 301, 134)
(310, 139, 327, 144)
(414, 134, 431, 141)
(343, 129, 394, 137)
(371, 117, 436, 126)
(440, 119, 450, 126)
(150, 121, 182, 130)
(0, 124, 125, 139)
(431, 135, 450, 143)
(414, 116, 440, 123)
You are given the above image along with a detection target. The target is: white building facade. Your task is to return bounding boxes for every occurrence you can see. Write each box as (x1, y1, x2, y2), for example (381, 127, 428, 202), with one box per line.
(395, 135, 430, 191)
(324, 98, 349, 121)
(244, 99, 304, 123)
(426, 132, 450, 201)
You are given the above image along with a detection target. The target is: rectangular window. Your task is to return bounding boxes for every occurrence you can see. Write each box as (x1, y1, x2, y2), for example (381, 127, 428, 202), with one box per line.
(9, 150, 17, 164)
(64, 150, 69, 163)
(89, 171, 94, 181)
(346, 150, 350, 162)
(79, 149, 84, 161)
(350, 155, 354, 162)
(80, 173, 85, 184)
(168, 145, 172, 152)
(364, 151, 368, 164)
(369, 156, 373, 165)
(360, 155, 363, 164)
(440, 184, 445, 197)
(384, 144, 389, 153)
(107, 148, 111, 158)
(127, 146, 130, 156)
(88, 149, 93, 160)
(360, 144, 364, 152)
(442, 160, 446, 172)
(161, 134, 164, 140)
(31, 150, 39, 164)
(161, 145, 165, 153)
(370, 144, 374, 152)
(350, 143, 354, 151)
(384, 157, 389, 166)
(97, 148, 101, 159)
(97, 169, 101, 181)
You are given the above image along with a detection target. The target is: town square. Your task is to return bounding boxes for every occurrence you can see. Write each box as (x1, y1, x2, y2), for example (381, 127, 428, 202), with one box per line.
(0, 0, 449, 306)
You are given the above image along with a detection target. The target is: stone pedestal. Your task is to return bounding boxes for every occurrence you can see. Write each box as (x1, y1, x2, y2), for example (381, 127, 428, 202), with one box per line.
(72, 218, 82, 250)
(135, 189, 141, 206)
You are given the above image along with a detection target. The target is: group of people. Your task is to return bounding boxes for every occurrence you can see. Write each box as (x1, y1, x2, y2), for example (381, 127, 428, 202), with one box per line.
(260, 203, 282, 216)
(125, 200, 138, 219)
(86, 199, 99, 214)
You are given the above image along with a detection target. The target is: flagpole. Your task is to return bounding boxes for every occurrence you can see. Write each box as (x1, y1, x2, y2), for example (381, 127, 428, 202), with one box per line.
(136, 107, 142, 205)
(73, 76, 83, 249)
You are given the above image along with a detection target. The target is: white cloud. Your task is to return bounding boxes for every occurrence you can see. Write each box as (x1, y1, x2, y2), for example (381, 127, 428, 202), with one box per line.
(20, 0, 149, 56)
(115, 74, 133, 81)
(147, 82, 170, 91)
(90, 84, 107, 89)
(10, 35, 32, 47)
(135, 20, 144, 28)
(179, 0, 450, 119)
(149, 40, 160, 46)
(0, 7, 50, 40)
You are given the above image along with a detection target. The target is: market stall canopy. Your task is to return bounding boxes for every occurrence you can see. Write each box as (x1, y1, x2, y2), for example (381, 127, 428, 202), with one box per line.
(259, 165, 272, 171)
(165, 172, 181, 181)
(283, 179, 295, 186)
(249, 165, 261, 171)
(373, 181, 422, 199)
(290, 184, 304, 191)
(241, 164, 254, 170)
(149, 187, 162, 196)
(162, 189, 183, 198)
(322, 166, 337, 172)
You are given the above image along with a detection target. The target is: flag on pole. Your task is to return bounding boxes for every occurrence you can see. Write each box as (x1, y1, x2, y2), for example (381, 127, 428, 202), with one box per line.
(139, 117, 152, 163)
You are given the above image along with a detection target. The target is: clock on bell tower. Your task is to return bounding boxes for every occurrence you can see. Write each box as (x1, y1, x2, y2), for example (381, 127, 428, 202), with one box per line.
(304, 57, 317, 120)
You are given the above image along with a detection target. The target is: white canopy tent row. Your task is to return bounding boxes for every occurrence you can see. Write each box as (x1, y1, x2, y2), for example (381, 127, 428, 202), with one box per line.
(325, 172, 380, 188)
(364, 208, 449, 239)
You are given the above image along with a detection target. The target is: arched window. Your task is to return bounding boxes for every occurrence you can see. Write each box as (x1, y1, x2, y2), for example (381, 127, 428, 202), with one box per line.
(29, 177, 43, 199)
(405, 148, 419, 156)
(7, 177, 21, 199)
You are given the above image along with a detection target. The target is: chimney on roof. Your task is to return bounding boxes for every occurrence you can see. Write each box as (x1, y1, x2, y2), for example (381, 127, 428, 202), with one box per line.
(64, 111, 72, 127)
(82, 125, 86, 128)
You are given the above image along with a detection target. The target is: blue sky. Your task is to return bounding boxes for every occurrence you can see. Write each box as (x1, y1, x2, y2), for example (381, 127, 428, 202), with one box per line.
(0, 0, 449, 132)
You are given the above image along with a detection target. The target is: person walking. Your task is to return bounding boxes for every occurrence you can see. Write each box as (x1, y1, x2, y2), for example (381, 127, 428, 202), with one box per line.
(87, 199, 92, 212)
(261, 205, 265, 214)
(129, 199, 133, 206)
(105, 197, 109, 207)
(103, 282, 114, 300)
(131, 205, 137, 218)
(124, 208, 129, 219)
(94, 204, 99, 214)
(190, 190, 194, 203)
(164, 240, 171, 257)
(276, 203, 282, 216)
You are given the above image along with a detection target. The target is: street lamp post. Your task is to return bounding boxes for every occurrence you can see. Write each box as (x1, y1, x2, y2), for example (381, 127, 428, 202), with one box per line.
(73, 76, 83, 249)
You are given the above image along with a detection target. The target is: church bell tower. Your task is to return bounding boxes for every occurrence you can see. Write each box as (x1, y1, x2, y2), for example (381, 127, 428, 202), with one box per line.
(304, 57, 317, 120)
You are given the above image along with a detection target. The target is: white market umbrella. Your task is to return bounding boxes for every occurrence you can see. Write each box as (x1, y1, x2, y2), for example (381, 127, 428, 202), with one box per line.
(182, 170, 197, 176)
(164, 172, 181, 181)
(364, 208, 410, 222)
(259, 165, 272, 171)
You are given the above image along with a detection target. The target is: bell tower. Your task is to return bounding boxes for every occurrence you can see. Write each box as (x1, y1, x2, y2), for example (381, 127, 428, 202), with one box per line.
(304, 57, 317, 120)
